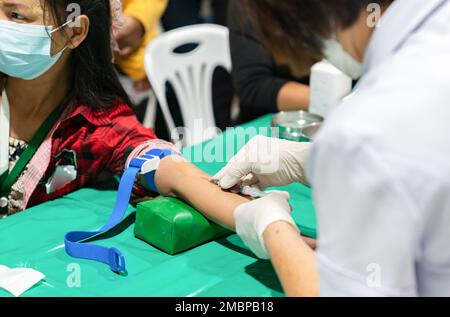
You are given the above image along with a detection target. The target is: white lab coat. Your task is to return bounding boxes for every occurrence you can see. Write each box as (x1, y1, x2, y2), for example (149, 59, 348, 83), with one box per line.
(307, 0, 450, 296)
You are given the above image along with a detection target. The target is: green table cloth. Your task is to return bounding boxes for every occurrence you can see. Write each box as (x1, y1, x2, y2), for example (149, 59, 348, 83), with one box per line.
(0, 115, 316, 297)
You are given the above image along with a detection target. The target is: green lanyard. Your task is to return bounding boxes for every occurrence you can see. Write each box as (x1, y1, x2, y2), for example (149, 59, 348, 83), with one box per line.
(0, 105, 64, 214)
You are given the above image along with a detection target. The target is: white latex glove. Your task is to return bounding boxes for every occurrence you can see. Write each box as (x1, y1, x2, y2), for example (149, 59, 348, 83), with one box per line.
(213, 135, 311, 190)
(234, 191, 300, 260)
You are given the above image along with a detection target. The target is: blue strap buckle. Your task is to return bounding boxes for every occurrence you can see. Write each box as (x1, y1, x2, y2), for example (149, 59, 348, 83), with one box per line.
(129, 149, 178, 192)
(108, 248, 126, 273)
(129, 155, 159, 172)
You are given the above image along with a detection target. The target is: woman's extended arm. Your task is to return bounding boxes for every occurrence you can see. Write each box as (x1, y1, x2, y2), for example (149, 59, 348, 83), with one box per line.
(153, 156, 251, 231)
(228, 2, 310, 119)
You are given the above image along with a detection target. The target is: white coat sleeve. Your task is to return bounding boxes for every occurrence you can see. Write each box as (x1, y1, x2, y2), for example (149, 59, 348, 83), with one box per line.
(308, 135, 421, 297)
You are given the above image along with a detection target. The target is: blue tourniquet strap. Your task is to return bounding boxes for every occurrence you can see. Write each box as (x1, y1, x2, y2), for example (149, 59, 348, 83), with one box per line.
(64, 165, 141, 273)
(142, 149, 176, 192)
(64, 149, 176, 273)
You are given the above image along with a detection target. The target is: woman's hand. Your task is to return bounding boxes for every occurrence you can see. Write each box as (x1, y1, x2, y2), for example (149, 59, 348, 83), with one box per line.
(212, 135, 312, 190)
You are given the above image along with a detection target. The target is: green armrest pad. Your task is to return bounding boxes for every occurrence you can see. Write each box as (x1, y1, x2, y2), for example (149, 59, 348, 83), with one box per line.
(134, 197, 233, 255)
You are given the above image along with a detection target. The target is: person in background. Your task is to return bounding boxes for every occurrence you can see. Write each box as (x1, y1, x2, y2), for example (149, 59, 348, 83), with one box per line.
(228, 2, 316, 123)
(115, 0, 168, 92)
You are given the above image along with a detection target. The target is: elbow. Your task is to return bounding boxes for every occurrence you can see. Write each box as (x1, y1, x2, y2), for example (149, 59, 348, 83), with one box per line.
(232, 72, 283, 112)
(233, 80, 272, 110)
(232, 79, 257, 107)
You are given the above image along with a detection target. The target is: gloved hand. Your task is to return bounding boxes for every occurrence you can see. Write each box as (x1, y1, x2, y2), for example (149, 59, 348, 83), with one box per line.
(234, 191, 300, 260)
(213, 135, 311, 190)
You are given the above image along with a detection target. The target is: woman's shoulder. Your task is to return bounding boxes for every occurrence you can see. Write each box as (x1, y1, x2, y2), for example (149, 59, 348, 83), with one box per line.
(66, 99, 137, 127)
(60, 98, 157, 142)
(57, 98, 157, 150)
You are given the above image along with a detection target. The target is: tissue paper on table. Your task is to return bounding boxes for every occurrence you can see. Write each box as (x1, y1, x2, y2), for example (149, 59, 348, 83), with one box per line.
(0, 265, 45, 297)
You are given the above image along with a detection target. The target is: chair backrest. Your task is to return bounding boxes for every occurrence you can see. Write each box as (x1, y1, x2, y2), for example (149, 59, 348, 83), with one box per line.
(145, 24, 232, 146)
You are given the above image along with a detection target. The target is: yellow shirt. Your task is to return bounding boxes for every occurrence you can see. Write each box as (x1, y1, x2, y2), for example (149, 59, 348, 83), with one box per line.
(116, 0, 168, 81)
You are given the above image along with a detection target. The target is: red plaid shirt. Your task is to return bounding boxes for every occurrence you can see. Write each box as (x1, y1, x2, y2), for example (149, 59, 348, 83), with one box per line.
(25, 100, 175, 210)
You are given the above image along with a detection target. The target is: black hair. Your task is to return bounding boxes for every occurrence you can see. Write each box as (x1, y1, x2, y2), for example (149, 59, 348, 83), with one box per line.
(43, 0, 132, 109)
(239, 0, 393, 65)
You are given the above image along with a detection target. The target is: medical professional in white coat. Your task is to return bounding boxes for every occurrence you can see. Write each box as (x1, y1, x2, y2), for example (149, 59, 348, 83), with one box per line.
(213, 0, 450, 296)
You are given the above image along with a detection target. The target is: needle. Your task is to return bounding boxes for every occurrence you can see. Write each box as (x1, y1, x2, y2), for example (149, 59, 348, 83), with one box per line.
(210, 179, 267, 199)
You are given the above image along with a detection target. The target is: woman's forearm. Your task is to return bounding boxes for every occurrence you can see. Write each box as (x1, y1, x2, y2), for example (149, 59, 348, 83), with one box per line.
(154, 157, 251, 230)
(264, 221, 319, 297)
(277, 82, 310, 111)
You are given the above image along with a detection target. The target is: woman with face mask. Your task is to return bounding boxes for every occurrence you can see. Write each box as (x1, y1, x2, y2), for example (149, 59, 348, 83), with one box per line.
(0, 0, 274, 247)
(213, 0, 450, 296)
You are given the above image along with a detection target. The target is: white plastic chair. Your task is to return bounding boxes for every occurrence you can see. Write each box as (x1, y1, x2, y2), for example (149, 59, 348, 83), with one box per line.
(145, 24, 232, 146)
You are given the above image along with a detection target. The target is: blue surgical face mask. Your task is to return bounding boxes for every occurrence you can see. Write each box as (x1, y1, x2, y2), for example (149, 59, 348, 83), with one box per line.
(0, 19, 71, 80)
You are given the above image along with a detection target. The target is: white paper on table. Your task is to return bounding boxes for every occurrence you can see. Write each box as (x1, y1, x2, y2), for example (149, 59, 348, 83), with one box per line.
(0, 265, 45, 297)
